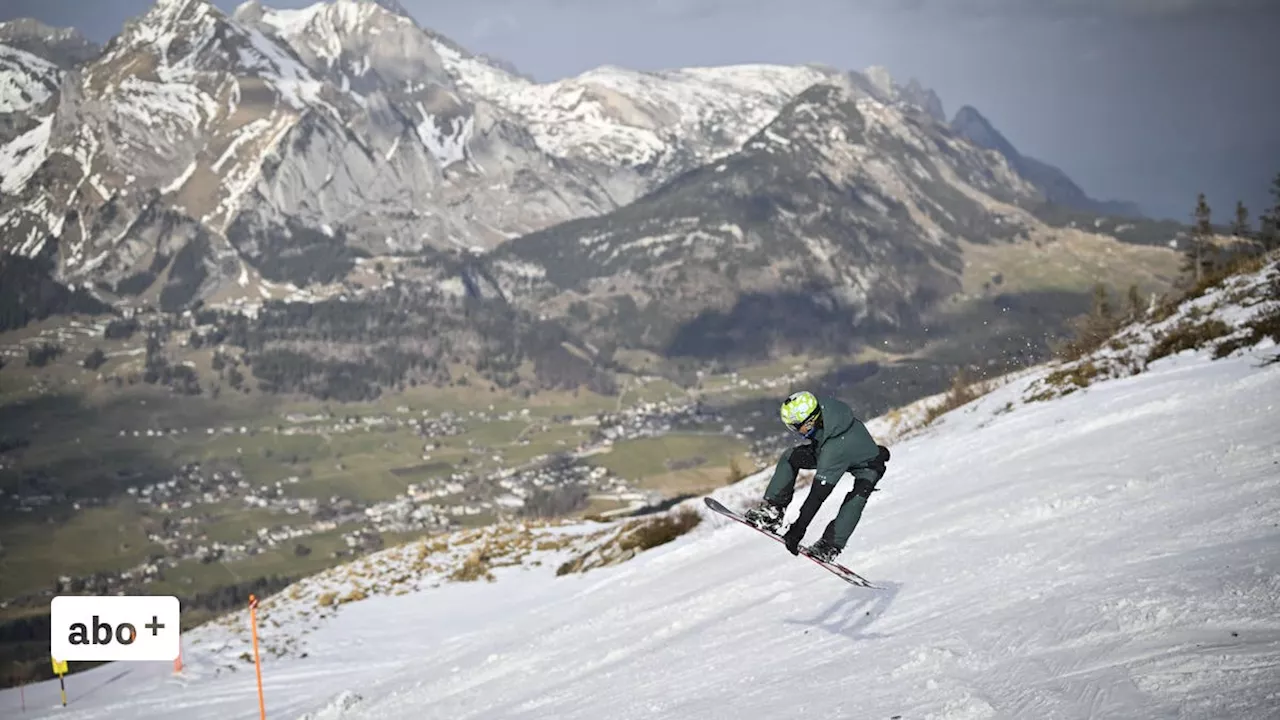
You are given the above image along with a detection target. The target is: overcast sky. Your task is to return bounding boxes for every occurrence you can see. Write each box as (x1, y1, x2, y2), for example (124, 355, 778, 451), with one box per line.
(2, 0, 1276, 222)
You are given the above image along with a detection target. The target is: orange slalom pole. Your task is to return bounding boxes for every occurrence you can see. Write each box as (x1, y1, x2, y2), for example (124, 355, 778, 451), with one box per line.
(249, 594, 266, 720)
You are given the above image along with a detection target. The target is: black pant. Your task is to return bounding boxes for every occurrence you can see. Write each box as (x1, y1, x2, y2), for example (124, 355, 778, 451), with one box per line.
(783, 444, 889, 543)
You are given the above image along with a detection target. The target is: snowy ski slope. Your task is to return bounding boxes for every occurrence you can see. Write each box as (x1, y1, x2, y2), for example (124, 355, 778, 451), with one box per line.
(2, 271, 1278, 719)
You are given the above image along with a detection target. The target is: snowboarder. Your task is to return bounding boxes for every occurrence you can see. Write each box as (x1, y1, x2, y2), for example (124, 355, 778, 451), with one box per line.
(743, 390, 890, 562)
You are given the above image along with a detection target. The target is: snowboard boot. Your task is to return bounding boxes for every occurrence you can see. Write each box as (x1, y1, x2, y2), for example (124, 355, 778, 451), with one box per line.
(743, 500, 785, 533)
(806, 538, 842, 563)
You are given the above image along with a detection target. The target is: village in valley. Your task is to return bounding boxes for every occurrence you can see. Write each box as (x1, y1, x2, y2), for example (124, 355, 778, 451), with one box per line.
(0, 318, 809, 611)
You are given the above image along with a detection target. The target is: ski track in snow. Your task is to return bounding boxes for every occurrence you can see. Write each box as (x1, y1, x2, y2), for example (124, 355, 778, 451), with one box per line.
(2, 321, 1279, 718)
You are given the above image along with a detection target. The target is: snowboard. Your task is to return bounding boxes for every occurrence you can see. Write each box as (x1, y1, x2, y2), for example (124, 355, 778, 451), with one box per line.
(703, 497, 880, 589)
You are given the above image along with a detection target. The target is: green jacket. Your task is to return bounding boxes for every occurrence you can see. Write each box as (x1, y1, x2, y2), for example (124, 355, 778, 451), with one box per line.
(761, 395, 887, 542)
(808, 396, 882, 485)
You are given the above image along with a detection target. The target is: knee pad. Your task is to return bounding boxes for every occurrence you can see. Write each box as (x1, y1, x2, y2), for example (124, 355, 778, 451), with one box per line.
(851, 477, 878, 499)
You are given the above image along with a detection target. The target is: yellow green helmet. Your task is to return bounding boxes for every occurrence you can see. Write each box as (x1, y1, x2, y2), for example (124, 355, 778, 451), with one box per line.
(780, 391, 819, 435)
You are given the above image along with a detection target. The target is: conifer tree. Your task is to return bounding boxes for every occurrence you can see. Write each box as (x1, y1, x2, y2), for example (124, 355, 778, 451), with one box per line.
(1261, 173, 1280, 253)
(1229, 201, 1251, 238)
(1126, 283, 1144, 321)
(1184, 193, 1213, 284)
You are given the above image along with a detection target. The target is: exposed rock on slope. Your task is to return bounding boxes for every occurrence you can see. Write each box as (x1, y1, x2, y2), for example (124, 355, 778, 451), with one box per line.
(486, 81, 1090, 358)
(1, 0, 858, 310)
(950, 105, 1144, 219)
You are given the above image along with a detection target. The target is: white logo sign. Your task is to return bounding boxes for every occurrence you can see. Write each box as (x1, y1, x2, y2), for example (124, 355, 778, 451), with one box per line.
(50, 596, 181, 662)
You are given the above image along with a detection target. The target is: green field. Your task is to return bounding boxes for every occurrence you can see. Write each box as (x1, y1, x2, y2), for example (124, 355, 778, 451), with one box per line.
(143, 527, 356, 597)
(0, 503, 161, 599)
(0, 346, 812, 608)
(588, 432, 754, 494)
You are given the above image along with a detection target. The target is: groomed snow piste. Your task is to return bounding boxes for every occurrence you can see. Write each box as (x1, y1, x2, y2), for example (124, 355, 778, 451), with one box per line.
(3, 265, 1278, 720)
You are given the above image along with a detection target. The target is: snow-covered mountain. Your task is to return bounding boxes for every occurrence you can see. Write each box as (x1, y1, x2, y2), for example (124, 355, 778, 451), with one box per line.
(0, 0, 862, 310)
(0, 19, 98, 70)
(0, 50, 58, 194)
(0, 41, 60, 117)
(0, 0, 1160, 333)
(483, 80, 1169, 359)
(3, 258, 1275, 720)
(0, 19, 95, 179)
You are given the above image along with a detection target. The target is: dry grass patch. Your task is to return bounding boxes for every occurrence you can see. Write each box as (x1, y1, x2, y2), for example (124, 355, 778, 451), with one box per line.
(1146, 319, 1233, 364)
(534, 536, 574, 552)
(619, 508, 701, 550)
(921, 369, 994, 426)
(448, 548, 496, 583)
(556, 507, 701, 576)
(1213, 305, 1280, 359)
(1042, 360, 1104, 395)
(957, 232, 1180, 297)
(443, 526, 548, 582)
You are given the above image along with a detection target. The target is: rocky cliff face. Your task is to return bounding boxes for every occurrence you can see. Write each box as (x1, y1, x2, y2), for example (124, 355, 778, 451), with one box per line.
(950, 105, 1144, 219)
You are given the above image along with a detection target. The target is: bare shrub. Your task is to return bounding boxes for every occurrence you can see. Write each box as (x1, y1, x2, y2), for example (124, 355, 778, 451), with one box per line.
(1146, 319, 1233, 364)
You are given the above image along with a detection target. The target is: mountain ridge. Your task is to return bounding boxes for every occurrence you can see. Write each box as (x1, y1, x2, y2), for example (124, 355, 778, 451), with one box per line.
(0, 0, 1177, 390)
(5, 0, 1152, 311)
(950, 104, 1145, 219)
(484, 80, 1172, 363)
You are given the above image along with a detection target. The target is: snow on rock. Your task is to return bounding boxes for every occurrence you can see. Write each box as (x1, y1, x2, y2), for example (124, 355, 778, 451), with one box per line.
(430, 39, 833, 174)
(161, 159, 198, 194)
(2, 264, 1278, 720)
(414, 108, 471, 167)
(487, 64, 831, 171)
(0, 43, 59, 114)
(250, 0, 413, 66)
(0, 114, 53, 194)
(237, 25, 329, 112)
(252, 2, 327, 42)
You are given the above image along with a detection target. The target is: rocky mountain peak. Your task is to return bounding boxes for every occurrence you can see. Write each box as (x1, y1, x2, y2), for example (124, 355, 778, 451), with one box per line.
(901, 78, 946, 123)
(99, 0, 307, 84)
(850, 65, 947, 124)
(118, 0, 219, 44)
(950, 105, 1018, 160)
(235, 0, 454, 94)
(741, 82, 867, 156)
(0, 18, 99, 69)
(367, 0, 417, 23)
(863, 64, 895, 97)
(950, 104, 1143, 218)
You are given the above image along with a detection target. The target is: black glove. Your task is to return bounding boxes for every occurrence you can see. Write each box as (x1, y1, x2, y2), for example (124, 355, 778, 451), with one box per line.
(783, 524, 805, 555)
